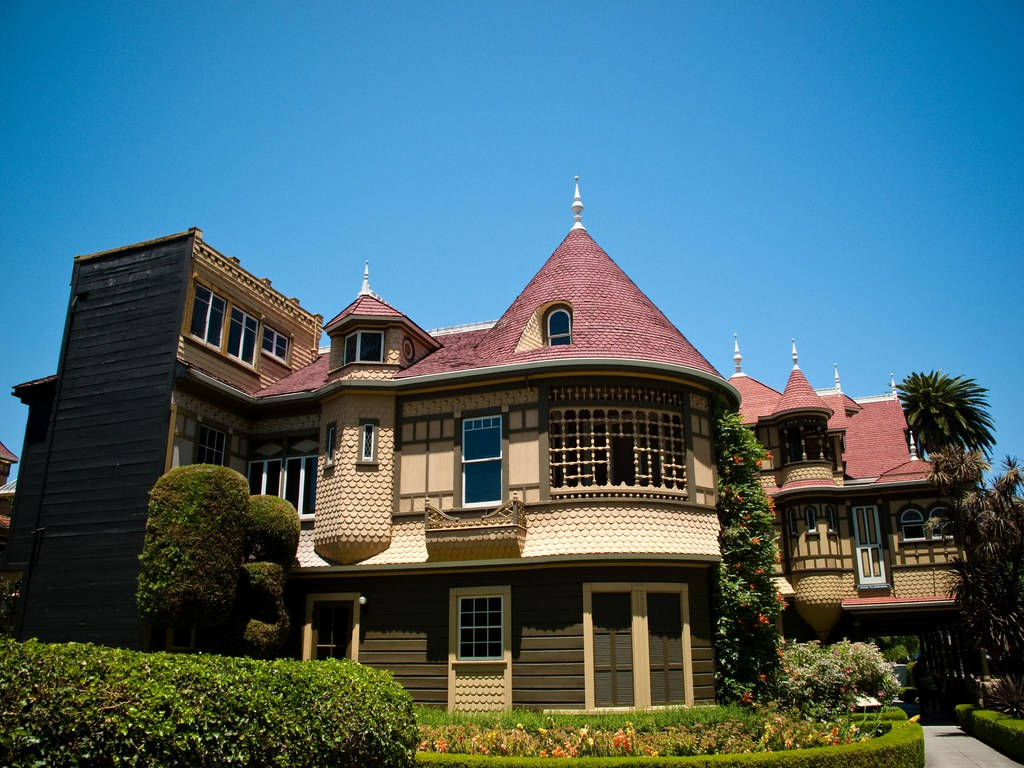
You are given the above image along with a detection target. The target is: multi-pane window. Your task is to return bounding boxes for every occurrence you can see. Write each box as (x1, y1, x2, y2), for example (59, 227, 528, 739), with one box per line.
(190, 285, 226, 346)
(458, 595, 502, 659)
(343, 330, 384, 365)
(262, 326, 289, 361)
(360, 422, 377, 463)
(196, 425, 226, 465)
(462, 416, 502, 506)
(546, 308, 572, 346)
(548, 408, 685, 491)
(227, 307, 259, 365)
(248, 454, 316, 516)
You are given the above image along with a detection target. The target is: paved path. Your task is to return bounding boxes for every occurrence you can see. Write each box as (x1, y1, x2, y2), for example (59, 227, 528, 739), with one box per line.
(924, 724, 1023, 767)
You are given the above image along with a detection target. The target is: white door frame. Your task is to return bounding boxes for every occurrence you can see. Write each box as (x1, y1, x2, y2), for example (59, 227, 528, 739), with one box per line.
(851, 505, 887, 586)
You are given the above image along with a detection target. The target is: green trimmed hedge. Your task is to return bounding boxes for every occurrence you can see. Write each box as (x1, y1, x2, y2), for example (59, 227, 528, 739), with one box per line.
(0, 638, 418, 767)
(956, 705, 1024, 762)
(415, 721, 923, 768)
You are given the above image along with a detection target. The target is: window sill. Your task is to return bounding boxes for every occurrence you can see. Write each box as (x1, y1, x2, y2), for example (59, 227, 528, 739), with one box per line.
(299, 513, 315, 523)
(856, 583, 891, 591)
(261, 349, 289, 366)
(183, 335, 260, 374)
(355, 460, 379, 469)
(452, 658, 506, 666)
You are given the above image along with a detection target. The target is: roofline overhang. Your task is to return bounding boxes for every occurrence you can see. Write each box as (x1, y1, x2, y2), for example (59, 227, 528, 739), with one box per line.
(767, 406, 834, 421)
(771, 475, 933, 498)
(841, 597, 957, 613)
(323, 313, 441, 351)
(73, 228, 198, 263)
(199, 357, 740, 406)
(291, 551, 721, 576)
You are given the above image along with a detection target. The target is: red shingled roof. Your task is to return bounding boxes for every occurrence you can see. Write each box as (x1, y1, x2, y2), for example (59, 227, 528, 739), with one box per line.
(821, 392, 862, 431)
(397, 229, 721, 379)
(772, 367, 833, 417)
(396, 328, 490, 378)
(768, 477, 840, 496)
(843, 397, 913, 479)
(257, 354, 329, 398)
(729, 375, 781, 425)
(0, 441, 17, 464)
(877, 458, 931, 484)
(324, 293, 404, 329)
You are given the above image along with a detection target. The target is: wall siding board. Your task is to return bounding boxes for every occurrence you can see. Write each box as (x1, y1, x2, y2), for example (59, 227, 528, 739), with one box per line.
(8, 236, 191, 648)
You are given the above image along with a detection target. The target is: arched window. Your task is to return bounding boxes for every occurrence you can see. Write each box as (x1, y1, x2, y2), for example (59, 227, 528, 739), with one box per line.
(804, 505, 818, 534)
(899, 507, 926, 541)
(788, 508, 799, 537)
(928, 506, 952, 540)
(546, 307, 572, 346)
(825, 504, 838, 533)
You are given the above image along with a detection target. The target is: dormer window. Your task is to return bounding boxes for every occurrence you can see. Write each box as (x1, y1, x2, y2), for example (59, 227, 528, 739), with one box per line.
(344, 330, 384, 365)
(546, 307, 572, 346)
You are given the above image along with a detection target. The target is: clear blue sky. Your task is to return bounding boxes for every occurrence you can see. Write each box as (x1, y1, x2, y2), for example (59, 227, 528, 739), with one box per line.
(1, 1, 1021, 480)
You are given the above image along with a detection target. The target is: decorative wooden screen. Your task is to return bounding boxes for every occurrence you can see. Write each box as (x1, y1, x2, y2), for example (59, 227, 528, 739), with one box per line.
(549, 408, 685, 493)
(648, 593, 685, 705)
(592, 592, 634, 707)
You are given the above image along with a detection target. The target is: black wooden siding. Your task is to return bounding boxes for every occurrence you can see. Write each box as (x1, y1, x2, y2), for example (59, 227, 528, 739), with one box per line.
(6, 236, 192, 647)
(290, 563, 715, 708)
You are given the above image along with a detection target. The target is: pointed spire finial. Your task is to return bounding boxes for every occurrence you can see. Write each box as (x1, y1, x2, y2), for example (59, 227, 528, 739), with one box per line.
(909, 430, 920, 461)
(791, 338, 799, 369)
(570, 176, 585, 231)
(733, 333, 744, 374)
(890, 372, 897, 397)
(359, 261, 371, 296)
(834, 362, 841, 395)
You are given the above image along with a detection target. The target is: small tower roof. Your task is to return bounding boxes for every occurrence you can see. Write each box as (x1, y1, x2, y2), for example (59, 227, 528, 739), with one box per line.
(772, 342, 833, 418)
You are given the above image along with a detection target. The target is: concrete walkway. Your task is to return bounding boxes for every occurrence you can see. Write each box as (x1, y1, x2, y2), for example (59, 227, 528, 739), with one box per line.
(924, 724, 1023, 767)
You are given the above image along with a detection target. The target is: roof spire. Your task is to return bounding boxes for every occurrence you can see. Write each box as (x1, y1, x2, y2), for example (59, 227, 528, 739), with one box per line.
(359, 261, 372, 296)
(570, 176, 585, 231)
(834, 362, 841, 395)
(890, 372, 897, 397)
(733, 333, 744, 375)
(791, 338, 799, 369)
(909, 430, 920, 461)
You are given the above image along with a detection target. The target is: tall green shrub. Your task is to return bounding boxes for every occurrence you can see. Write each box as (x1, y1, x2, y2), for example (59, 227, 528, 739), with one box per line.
(137, 465, 249, 627)
(713, 408, 783, 703)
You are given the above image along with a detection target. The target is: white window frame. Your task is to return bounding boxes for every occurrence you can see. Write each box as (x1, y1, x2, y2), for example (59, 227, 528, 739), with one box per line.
(359, 421, 377, 464)
(825, 504, 838, 533)
(899, 507, 927, 542)
(226, 306, 260, 366)
(248, 458, 283, 495)
(804, 505, 818, 535)
(927, 505, 953, 540)
(196, 424, 226, 465)
(262, 325, 289, 362)
(343, 330, 385, 365)
(546, 307, 572, 346)
(190, 284, 226, 347)
(461, 415, 503, 507)
(284, 454, 317, 518)
(456, 594, 505, 661)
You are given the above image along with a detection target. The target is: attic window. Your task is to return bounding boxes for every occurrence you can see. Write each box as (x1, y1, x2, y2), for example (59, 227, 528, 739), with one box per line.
(344, 330, 384, 364)
(546, 307, 572, 346)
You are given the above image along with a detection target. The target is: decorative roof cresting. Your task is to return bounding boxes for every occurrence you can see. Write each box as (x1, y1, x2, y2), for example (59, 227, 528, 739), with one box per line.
(571, 176, 585, 231)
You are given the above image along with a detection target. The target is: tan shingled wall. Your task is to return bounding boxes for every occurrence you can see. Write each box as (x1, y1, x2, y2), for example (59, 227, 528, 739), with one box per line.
(892, 567, 954, 598)
(314, 392, 396, 563)
(791, 572, 856, 640)
(402, 387, 538, 417)
(452, 667, 508, 710)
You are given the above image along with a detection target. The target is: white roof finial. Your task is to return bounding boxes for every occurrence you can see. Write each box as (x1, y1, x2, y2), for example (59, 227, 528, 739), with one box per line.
(733, 333, 744, 375)
(359, 261, 372, 296)
(834, 362, 841, 395)
(570, 176, 585, 231)
(890, 372, 897, 397)
(909, 430, 920, 461)
(791, 338, 799, 369)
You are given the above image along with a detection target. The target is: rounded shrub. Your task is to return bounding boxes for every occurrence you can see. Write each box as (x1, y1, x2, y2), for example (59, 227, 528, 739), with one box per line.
(246, 494, 300, 566)
(137, 464, 250, 628)
(0, 637, 418, 768)
(237, 561, 289, 658)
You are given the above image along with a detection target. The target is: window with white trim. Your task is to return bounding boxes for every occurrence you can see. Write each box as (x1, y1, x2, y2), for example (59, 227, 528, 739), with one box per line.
(359, 421, 377, 463)
(227, 307, 259, 365)
(928, 506, 952, 540)
(546, 307, 572, 346)
(462, 415, 502, 506)
(190, 284, 226, 346)
(344, 330, 384, 364)
(262, 325, 289, 361)
(458, 595, 503, 659)
(284, 455, 317, 516)
(248, 458, 282, 495)
(804, 505, 818, 534)
(196, 425, 226, 465)
(825, 504, 838, 533)
(899, 507, 926, 541)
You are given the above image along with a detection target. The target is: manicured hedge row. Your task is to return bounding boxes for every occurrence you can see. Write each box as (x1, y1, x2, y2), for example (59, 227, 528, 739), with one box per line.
(0, 638, 418, 768)
(416, 721, 923, 768)
(956, 705, 1024, 762)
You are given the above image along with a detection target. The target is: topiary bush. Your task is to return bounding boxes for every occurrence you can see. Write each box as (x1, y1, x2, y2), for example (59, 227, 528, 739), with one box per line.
(137, 464, 250, 628)
(246, 494, 300, 566)
(236, 561, 290, 658)
(776, 641, 901, 720)
(0, 637, 418, 768)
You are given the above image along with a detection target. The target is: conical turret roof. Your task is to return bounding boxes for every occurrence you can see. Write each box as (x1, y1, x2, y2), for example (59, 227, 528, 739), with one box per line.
(470, 228, 721, 377)
(772, 366, 833, 418)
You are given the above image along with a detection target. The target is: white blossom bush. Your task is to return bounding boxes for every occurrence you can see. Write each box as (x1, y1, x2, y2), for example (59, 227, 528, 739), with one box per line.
(776, 640, 901, 719)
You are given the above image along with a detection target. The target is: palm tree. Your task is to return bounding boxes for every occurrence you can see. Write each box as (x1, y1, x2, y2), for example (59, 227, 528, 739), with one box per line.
(897, 371, 995, 456)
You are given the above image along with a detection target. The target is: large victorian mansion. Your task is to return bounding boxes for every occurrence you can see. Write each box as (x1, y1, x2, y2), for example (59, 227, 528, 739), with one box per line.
(3, 183, 958, 710)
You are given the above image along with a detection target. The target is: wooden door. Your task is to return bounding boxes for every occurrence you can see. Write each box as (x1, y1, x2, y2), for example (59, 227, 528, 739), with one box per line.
(852, 505, 887, 586)
(648, 592, 685, 705)
(592, 592, 634, 707)
(312, 601, 353, 659)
